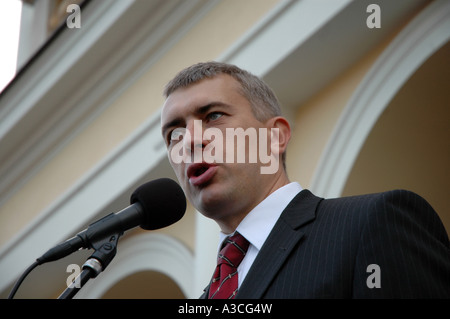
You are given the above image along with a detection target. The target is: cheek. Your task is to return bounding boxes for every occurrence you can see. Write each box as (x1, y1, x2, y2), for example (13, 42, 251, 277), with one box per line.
(168, 155, 185, 180)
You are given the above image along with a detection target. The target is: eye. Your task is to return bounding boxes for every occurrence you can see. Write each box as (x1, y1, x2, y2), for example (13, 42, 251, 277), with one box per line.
(207, 112, 223, 121)
(168, 127, 186, 144)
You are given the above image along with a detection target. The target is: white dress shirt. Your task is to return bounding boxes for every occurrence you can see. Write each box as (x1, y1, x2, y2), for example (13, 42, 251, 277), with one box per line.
(217, 182, 303, 287)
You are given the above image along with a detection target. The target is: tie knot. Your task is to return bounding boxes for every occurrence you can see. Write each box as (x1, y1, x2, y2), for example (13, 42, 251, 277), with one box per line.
(218, 232, 250, 268)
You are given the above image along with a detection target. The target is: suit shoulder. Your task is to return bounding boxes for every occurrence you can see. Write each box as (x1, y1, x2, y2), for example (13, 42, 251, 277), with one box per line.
(320, 189, 433, 213)
(318, 189, 446, 237)
(328, 189, 448, 244)
(356, 189, 440, 223)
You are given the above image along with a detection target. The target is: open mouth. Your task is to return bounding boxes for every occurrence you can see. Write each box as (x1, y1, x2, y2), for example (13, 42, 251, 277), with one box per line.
(193, 166, 208, 177)
(187, 163, 218, 186)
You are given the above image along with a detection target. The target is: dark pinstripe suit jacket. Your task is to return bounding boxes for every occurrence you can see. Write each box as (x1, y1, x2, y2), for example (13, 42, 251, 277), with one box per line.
(201, 189, 450, 298)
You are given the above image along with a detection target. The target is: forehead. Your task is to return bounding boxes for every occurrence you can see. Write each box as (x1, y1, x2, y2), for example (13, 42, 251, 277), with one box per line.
(161, 74, 247, 121)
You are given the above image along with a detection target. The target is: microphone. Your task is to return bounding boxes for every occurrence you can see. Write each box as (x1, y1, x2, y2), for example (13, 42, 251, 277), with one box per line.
(36, 178, 186, 265)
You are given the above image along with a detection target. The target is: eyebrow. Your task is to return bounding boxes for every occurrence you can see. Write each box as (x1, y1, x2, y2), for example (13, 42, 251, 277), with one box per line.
(161, 102, 229, 137)
(161, 117, 182, 137)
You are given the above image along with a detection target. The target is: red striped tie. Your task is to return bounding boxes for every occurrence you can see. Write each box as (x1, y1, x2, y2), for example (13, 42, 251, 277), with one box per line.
(209, 232, 250, 299)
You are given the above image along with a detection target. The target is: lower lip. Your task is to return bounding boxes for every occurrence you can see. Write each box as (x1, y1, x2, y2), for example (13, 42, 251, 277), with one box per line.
(189, 166, 218, 187)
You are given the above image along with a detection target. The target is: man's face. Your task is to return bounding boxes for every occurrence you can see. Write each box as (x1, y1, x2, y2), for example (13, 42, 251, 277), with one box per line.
(161, 74, 280, 230)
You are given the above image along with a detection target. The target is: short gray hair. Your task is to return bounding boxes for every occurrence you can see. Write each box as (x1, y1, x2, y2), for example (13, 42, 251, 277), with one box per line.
(163, 61, 282, 121)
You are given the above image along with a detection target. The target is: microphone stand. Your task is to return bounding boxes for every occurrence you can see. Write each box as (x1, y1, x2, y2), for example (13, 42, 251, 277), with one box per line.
(58, 232, 122, 299)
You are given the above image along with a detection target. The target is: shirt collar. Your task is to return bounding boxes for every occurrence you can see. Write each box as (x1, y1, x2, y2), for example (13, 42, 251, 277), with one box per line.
(218, 182, 303, 251)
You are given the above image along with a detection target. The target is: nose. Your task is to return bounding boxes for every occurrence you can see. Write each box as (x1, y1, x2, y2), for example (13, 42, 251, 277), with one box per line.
(184, 119, 206, 153)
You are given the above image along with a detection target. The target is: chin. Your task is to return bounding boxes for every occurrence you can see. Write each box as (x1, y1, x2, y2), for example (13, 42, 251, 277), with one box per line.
(194, 187, 228, 215)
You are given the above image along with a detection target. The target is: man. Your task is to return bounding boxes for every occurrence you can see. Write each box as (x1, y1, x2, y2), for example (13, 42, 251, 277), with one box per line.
(160, 61, 450, 298)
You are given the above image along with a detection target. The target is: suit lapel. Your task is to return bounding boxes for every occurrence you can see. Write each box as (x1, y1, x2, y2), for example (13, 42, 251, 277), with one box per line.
(236, 190, 322, 298)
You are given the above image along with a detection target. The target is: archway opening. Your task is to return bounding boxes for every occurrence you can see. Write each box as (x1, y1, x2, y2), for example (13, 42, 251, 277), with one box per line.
(100, 270, 185, 299)
(342, 41, 450, 235)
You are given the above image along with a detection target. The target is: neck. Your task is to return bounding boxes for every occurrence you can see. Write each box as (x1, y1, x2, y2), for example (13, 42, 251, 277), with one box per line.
(217, 171, 291, 234)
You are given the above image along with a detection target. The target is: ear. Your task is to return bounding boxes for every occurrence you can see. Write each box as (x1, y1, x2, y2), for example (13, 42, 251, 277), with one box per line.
(266, 116, 291, 156)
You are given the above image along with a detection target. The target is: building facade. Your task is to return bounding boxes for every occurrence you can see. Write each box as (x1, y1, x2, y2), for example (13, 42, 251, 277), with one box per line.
(0, 0, 448, 298)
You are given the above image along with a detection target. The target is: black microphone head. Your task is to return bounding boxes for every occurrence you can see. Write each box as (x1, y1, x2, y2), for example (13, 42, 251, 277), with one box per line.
(130, 178, 186, 230)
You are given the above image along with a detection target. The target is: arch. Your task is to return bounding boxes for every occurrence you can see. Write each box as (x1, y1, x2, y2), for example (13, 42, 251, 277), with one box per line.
(311, 0, 450, 198)
(100, 270, 185, 299)
(75, 233, 194, 299)
(341, 41, 450, 232)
